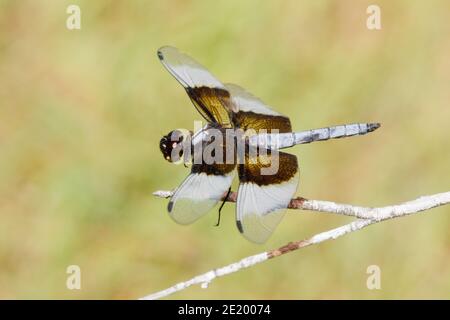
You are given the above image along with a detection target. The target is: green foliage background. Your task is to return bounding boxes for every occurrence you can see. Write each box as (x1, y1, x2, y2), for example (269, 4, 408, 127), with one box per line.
(0, 0, 449, 299)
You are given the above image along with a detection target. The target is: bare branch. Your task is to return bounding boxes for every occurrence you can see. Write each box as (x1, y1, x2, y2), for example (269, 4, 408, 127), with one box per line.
(141, 191, 450, 300)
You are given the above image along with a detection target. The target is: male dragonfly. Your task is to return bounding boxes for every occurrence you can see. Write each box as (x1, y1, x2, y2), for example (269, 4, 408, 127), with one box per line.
(158, 46, 380, 243)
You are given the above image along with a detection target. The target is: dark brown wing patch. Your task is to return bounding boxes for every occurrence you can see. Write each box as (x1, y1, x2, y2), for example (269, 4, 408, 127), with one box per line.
(187, 86, 234, 128)
(238, 149, 298, 186)
(233, 111, 292, 133)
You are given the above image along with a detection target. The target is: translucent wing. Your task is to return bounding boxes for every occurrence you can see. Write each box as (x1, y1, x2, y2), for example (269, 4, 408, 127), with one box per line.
(225, 83, 282, 116)
(225, 83, 292, 133)
(236, 150, 299, 243)
(158, 46, 234, 127)
(168, 162, 236, 225)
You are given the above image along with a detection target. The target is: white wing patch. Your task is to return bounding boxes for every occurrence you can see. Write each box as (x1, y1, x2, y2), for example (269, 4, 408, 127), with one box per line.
(168, 172, 234, 225)
(236, 173, 299, 244)
(158, 46, 225, 89)
(225, 83, 282, 116)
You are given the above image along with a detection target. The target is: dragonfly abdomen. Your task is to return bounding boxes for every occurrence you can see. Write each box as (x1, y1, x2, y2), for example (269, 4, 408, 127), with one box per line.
(249, 123, 381, 150)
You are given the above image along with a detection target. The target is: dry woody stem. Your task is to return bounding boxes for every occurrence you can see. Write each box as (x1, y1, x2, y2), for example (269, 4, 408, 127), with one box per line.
(140, 190, 450, 300)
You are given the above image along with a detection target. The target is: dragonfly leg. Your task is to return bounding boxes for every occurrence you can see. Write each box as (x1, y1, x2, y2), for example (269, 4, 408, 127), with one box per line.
(215, 187, 232, 227)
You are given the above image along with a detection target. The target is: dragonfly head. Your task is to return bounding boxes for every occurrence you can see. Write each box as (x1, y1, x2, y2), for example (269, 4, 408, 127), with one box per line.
(159, 129, 192, 164)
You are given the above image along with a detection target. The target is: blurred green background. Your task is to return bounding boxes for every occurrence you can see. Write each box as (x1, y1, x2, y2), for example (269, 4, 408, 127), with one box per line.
(0, 0, 449, 299)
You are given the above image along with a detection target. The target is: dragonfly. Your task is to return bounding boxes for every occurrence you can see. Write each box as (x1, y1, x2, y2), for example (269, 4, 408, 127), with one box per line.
(157, 46, 380, 243)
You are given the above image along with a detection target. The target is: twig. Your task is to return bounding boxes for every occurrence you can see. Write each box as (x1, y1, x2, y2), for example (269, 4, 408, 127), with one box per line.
(141, 191, 450, 300)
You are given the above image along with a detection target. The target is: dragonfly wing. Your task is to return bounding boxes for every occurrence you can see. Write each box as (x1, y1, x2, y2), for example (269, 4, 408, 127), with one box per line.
(158, 46, 234, 127)
(236, 150, 299, 243)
